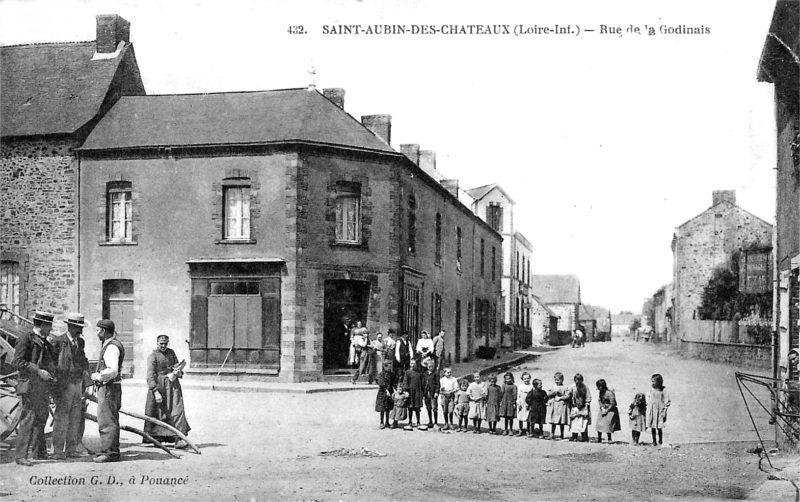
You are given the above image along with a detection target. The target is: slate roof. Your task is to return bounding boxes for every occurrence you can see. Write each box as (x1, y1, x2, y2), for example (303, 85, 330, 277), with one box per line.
(580, 304, 610, 320)
(464, 183, 516, 204)
(531, 295, 559, 318)
(1, 42, 133, 137)
(465, 184, 497, 201)
(531, 275, 581, 304)
(757, 0, 799, 83)
(80, 89, 397, 153)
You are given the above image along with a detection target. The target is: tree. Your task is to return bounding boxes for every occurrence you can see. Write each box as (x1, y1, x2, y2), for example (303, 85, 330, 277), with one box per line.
(697, 249, 772, 321)
(630, 318, 641, 333)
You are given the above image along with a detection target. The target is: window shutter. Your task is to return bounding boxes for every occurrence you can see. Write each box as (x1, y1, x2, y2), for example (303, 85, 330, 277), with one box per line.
(261, 277, 281, 348)
(190, 284, 208, 348)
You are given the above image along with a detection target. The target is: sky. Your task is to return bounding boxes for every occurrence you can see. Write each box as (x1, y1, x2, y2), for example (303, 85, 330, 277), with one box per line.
(0, 0, 780, 314)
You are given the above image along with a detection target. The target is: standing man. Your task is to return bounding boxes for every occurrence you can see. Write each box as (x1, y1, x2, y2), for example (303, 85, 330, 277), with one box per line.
(51, 313, 90, 459)
(432, 330, 445, 372)
(395, 332, 412, 379)
(144, 335, 190, 448)
(91, 319, 124, 463)
(351, 330, 373, 384)
(13, 311, 57, 466)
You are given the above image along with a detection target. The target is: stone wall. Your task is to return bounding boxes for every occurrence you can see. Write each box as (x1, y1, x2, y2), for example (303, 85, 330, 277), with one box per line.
(678, 339, 771, 369)
(0, 138, 78, 318)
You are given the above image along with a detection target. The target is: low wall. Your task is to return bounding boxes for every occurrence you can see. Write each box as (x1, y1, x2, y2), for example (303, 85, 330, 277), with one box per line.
(679, 338, 771, 369)
(683, 320, 737, 343)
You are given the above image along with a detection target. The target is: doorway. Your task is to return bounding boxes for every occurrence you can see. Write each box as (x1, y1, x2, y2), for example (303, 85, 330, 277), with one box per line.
(323, 280, 370, 370)
(102, 279, 134, 376)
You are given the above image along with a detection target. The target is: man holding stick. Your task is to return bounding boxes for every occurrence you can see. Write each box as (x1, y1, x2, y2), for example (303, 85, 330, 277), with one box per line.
(144, 334, 191, 448)
(91, 319, 124, 463)
(51, 313, 91, 459)
(13, 310, 57, 466)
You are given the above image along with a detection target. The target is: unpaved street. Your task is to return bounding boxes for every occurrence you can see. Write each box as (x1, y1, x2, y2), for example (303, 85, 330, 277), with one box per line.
(1, 338, 785, 501)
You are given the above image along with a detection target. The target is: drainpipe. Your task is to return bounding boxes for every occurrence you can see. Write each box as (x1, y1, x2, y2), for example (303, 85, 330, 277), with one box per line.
(76, 151, 81, 312)
(771, 142, 779, 443)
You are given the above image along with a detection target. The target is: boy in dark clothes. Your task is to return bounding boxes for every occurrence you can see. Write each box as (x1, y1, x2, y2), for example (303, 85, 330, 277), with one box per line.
(525, 378, 549, 438)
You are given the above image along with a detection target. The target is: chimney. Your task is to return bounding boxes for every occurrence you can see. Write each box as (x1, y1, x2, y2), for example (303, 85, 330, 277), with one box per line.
(361, 115, 391, 145)
(419, 150, 437, 179)
(712, 190, 736, 206)
(441, 179, 459, 198)
(400, 144, 420, 165)
(96, 14, 130, 54)
(322, 88, 345, 109)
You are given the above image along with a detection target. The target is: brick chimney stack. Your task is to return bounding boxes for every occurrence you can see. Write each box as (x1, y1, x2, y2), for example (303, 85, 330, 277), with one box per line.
(419, 150, 437, 179)
(361, 115, 391, 145)
(712, 190, 736, 206)
(441, 179, 459, 198)
(400, 144, 420, 165)
(96, 14, 130, 54)
(323, 88, 345, 109)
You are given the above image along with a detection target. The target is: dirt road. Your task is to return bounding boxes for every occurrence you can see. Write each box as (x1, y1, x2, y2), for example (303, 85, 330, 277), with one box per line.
(1, 338, 789, 501)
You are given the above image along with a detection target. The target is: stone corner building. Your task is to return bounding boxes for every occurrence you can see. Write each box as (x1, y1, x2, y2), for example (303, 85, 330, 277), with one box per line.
(671, 190, 772, 339)
(0, 14, 145, 349)
(758, 0, 799, 448)
(77, 88, 502, 382)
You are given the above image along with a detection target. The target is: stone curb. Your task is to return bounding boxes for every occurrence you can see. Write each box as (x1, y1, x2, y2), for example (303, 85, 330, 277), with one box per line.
(120, 351, 554, 394)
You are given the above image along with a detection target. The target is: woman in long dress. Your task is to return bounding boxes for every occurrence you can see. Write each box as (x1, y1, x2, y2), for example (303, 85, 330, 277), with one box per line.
(594, 379, 621, 443)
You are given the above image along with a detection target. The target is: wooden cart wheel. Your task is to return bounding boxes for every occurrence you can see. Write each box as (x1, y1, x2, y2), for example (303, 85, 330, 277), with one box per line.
(0, 383, 21, 441)
(0, 335, 21, 441)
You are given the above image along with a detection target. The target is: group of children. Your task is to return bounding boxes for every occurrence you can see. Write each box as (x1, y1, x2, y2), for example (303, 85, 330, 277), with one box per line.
(375, 357, 672, 446)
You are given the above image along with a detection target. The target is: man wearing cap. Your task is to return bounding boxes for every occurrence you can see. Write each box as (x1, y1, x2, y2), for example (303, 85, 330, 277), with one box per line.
(51, 313, 91, 459)
(91, 319, 124, 463)
(12, 310, 57, 466)
(144, 335, 190, 448)
(432, 330, 445, 372)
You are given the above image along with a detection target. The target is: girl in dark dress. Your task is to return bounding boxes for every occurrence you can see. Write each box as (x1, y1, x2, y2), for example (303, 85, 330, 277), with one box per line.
(525, 378, 549, 438)
(403, 359, 424, 430)
(375, 360, 396, 429)
(595, 379, 621, 443)
(485, 374, 502, 435)
(498, 372, 518, 436)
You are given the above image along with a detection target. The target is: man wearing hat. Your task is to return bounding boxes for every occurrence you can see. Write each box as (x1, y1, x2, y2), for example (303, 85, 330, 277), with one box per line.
(12, 310, 57, 466)
(91, 319, 125, 463)
(144, 335, 190, 448)
(51, 313, 91, 459)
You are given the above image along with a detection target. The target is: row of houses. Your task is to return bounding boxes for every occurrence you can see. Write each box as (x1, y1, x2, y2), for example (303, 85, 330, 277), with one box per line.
(1, 14, 597, 381)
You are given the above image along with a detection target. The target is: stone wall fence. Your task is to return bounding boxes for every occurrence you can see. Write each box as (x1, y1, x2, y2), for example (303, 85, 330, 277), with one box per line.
(679, 318, 771, 368)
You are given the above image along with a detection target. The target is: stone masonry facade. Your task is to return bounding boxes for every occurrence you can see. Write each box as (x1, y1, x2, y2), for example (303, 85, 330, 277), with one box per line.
(0, 138, 79, 319)
(672, 191, 772, 340)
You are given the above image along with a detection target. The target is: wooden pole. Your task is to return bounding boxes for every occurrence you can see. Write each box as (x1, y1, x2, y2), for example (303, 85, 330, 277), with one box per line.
(212, 344, 234, 391)
(83, 411, 179, 459)
(84, 392, 201, 454)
